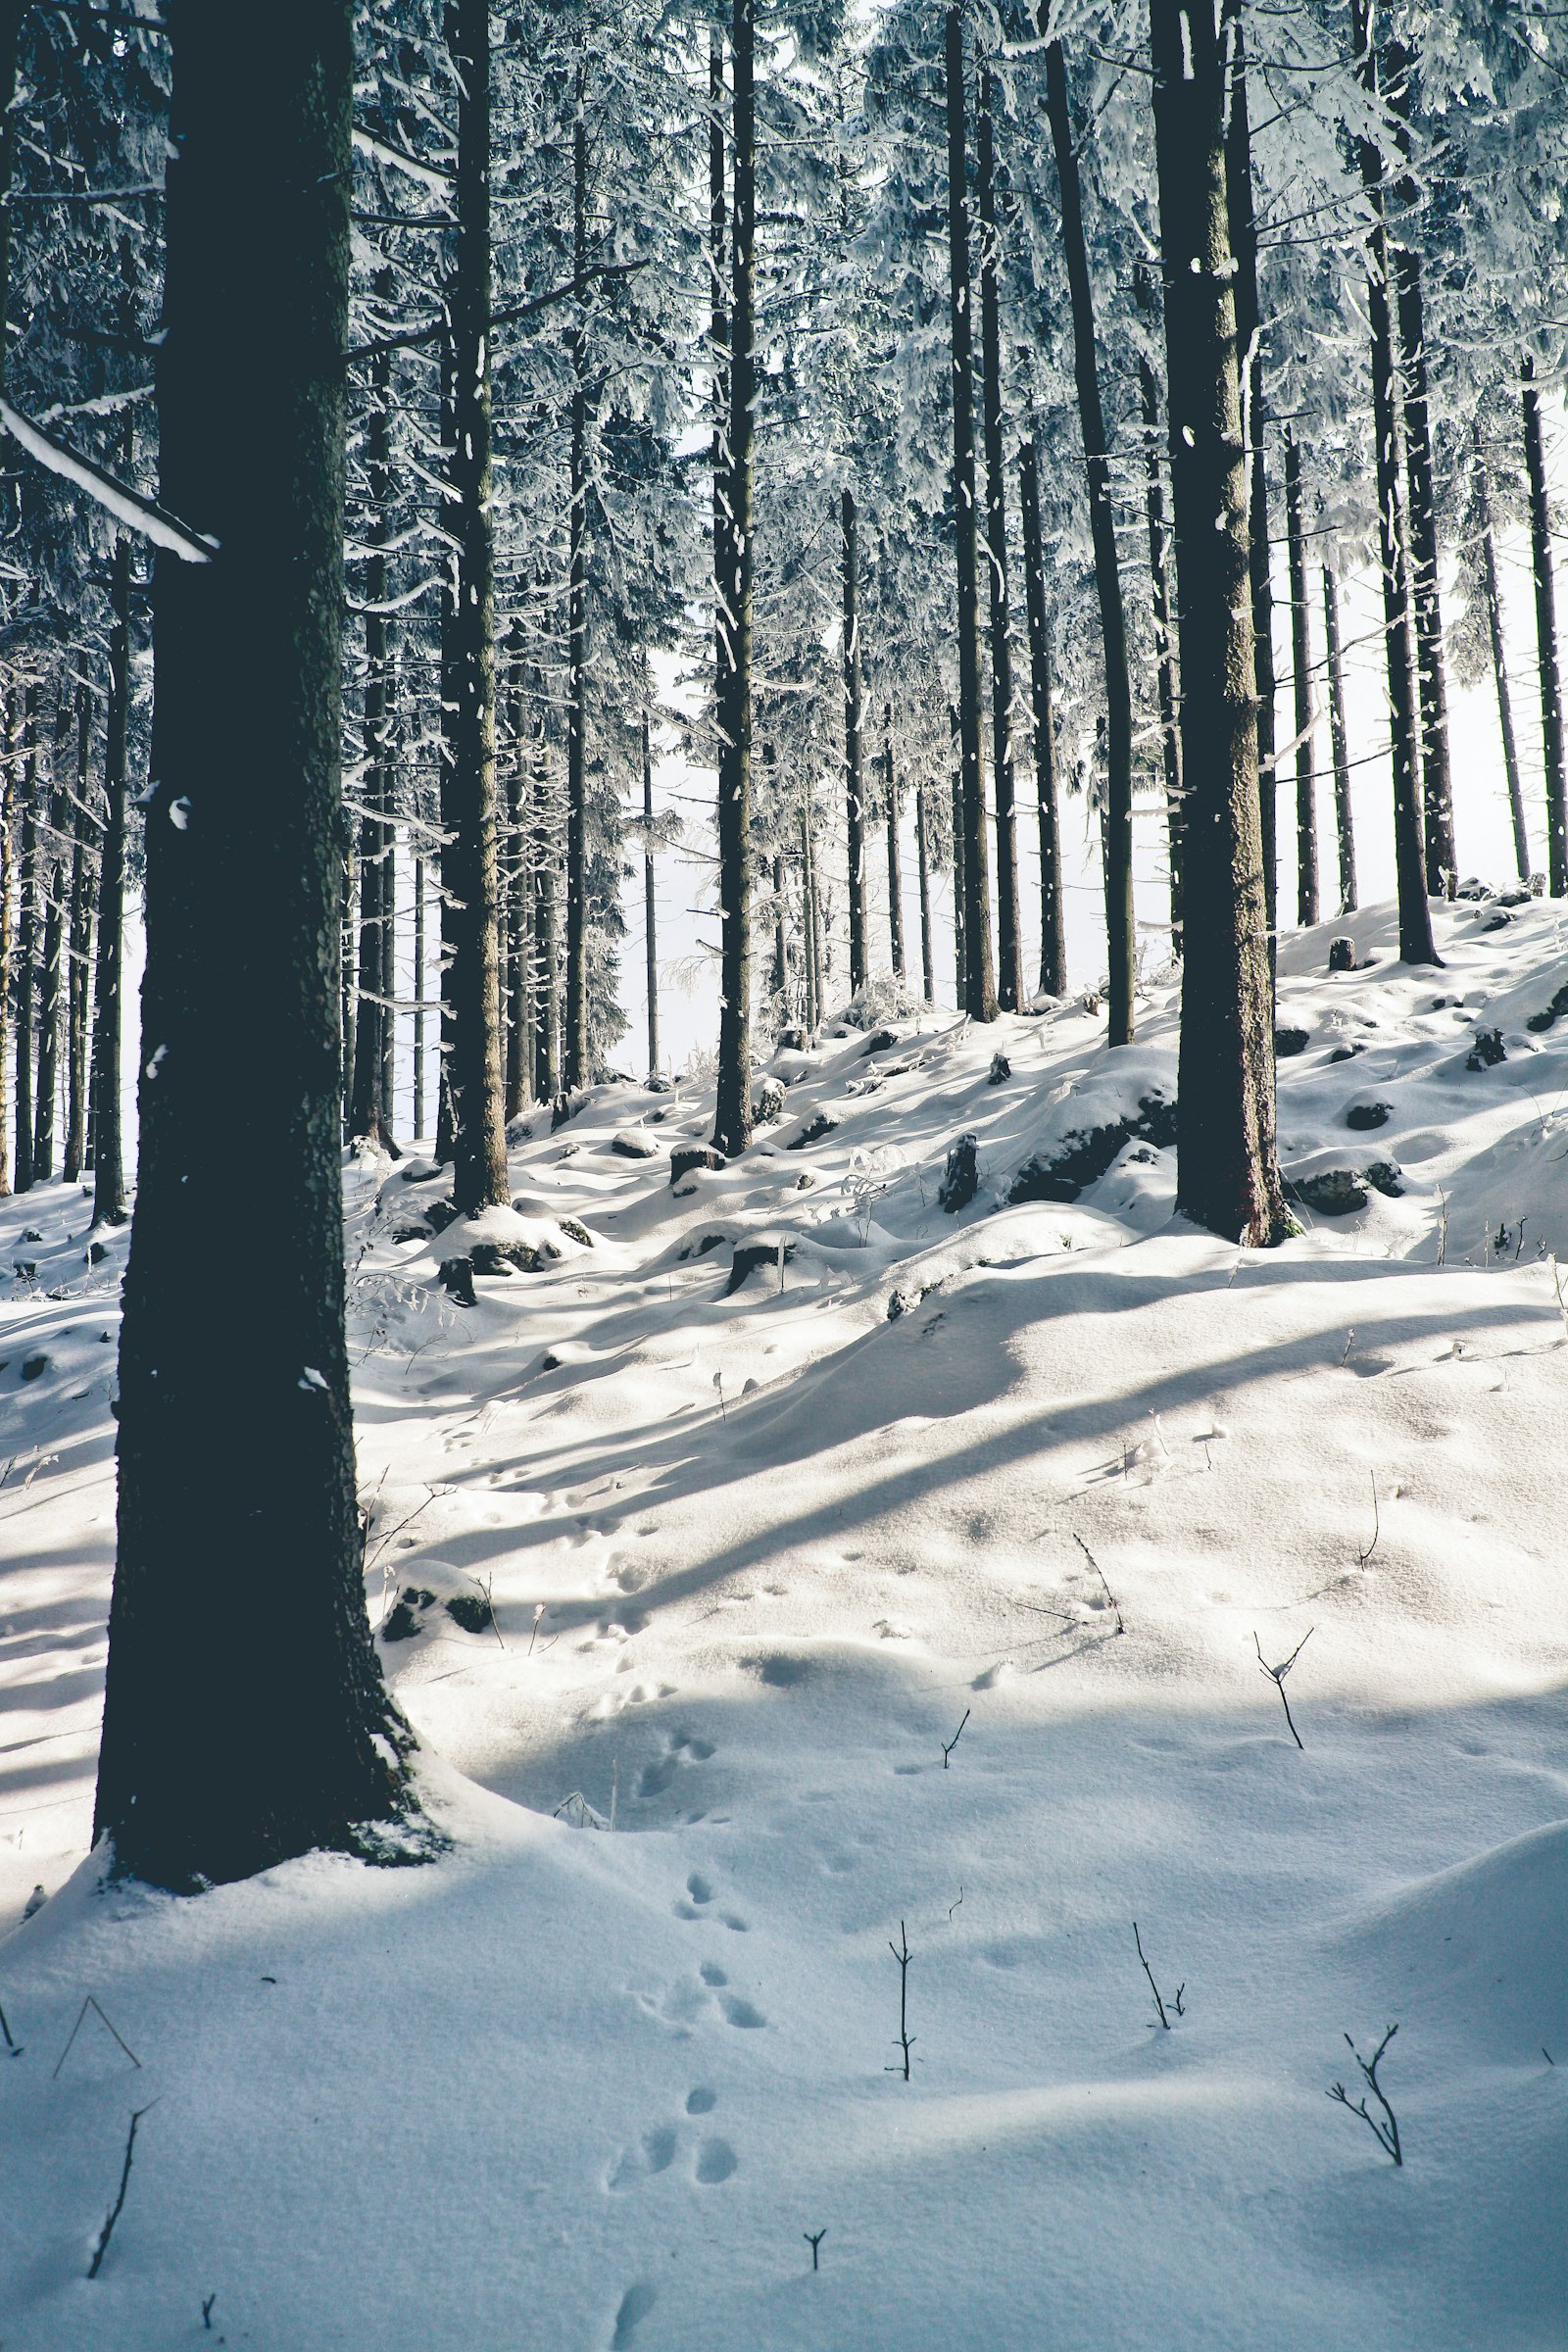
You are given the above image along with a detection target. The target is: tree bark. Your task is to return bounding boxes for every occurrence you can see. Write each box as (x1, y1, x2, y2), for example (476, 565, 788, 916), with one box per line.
(13, 687, 36, 1192)
(1151, 0, 1285, 1248)
(349, 328, 393, 1145)
(976, 66, 1021, 1011)
(712, 0, 755, 1153)
(1322, 564, 1357, 914)
(1473, 446, 1528, 881)
(945, 8, 997, 1023)
(1522, 353, 1566, 898)
(883, 716, 905, 982)
(96, 0, 415, 1890)
(64, 685, 96, 1184)
(1223, 8, 1277, 957)
(1133, 264, 1183, 955)
(0, 696, 14, 1198)
(1018, 435, 1065, 997)
(437, 0, 508, 1200)
(504, 648, 532, 1118)
(92, 529, 130, 1224)
(841, 487, 866, 995)
(915, 774, 934, 1002)
(1284, 428, 1318, 927)
(1044, 35, 1133, 1042)
(1351, 0, 1435, 964)
(34, 699, 69, 1184)
(564, 85, 590, 1088)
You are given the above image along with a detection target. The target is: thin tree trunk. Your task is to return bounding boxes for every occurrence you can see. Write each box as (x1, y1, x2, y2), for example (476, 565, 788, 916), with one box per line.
(1133, 264, 1183, 956)
(34, 700, 68, 1185)
(1522, 352, 1567, 898)
(92, 525, 131, 1223)
(712, 0, 755, 1154)
(1352, 0, 1435, 964)
(1151, 0, 1285, 1247)
(0, 695, 14, 1198)
(64, 685, 95, 1183)
(841, 486, 866, 995)
(13, 685, 36, 1192)
(349, 312, 393, 1144)
(951, 735, 965, 1004)
(1018, 437, 1066, 997)
(564, 84, 590, 1088)
(1284, 428, 1318, 927)
(1322, 564, 1357, 913)
(1044, 35, 1133, 1042)
(534, 734, 561, 1100)
(97, 0, 414, 1889)
(883, 717, 905, 982)
(915, 774, 934, 1003)
(1224, 8, 1277, 956)
(945, 8, 997, 1023)
(643, 678, 660, 1079)
(444, 0, 508, 1200)
(976, 66, 1021, 1011)
(503, 651, 529, 1118)
(1473, 448, 1529, 881)
(412, 849, 425, 1139)
(802, 780, 820, 1033)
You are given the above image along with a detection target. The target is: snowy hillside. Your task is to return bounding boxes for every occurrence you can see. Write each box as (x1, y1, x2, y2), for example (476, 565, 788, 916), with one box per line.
(4, 891, 1568, 2350)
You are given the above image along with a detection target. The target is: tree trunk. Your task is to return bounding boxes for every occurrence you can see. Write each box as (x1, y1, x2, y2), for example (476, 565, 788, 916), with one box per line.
(33, 700, 68, 1185)
(1223, 9, 1277, 956)
(349, 337, 393, 1146)
(64, 686, 95, 1184)
(883, 718, 905, 982)
(504, 651, 531, 1118)
(1522, 353, 1567, 898)
(976, 66, 1021, 1011)
(841, 486, 866, 996)
(92, 529, 130, 1223)
(712, 0, 755, 1154)
(1473, 448, 1528, 881)
(1132, 265, 1183, 955)
(1018, 437, 1066, 997)
(915, 774, 934, 1003)
(945, 8, 997, 1024)
(1151, 0, 1286, 1248)
(533, 736, 561, 1101)
(564, 88, 591, 1087)
(412, 850, 426, 1140)
(439, 0, 508, 1198)
(802, 780, 820, 1033)
(1322, 564, 1357, 914)
(1284, 428, 1318, 927)
(1044, 36, 1133, 1043)
(0, 697, 14, 1198)
(1351, 0, 1435, 964)
(96, 0, 414, 1891)
(643, 678, 660, 1079)
(13, 687, 36, 1192)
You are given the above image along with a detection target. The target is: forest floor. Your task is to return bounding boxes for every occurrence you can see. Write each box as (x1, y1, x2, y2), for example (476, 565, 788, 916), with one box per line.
(4, 890, 1568, 2349)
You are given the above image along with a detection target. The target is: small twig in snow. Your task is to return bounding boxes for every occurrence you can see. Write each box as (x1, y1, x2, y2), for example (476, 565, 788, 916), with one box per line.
(1358, 1475, 1381, 1569)
(1074, 1534, 1124, 1635)
(1328, 2024, 1402, 2165)
(886, 1921, 914, 2080)
(805, 2229, 826, 2271)
(941, 1709, 970, 1769)
(1133, 1920, 1183, 2029)
(87, 2100, 159, 2278)
(53, 1994, 141, 2080)
(1253, 1628, 1313, 1750)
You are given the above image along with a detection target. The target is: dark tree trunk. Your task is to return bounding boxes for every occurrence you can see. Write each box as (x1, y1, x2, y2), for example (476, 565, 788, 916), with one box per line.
(841, 487, 867, 995)
(1133, 264, 1184, 955)
(503, 651, 531, 1119)
(643, 679, 660, 1079)
(64, 686, 96, 1184)
(976, 67, 1021, 1012)
(949, 709, 965, 1004)
(0, 696, 14, 1197)
(442, 0, 508, 1200)
(1018, 435, 1066, 997)
(533, 734, 561, 1101)
(349, 335, 393, 1146)
(1223, 9, 1277, 956)
(412, 850, 426, 1140)
(1151, 0, 1286, 1248)
(96, 0, 415, 1891)
(915, 774, 934, 1002)
(564, 88, 590, 1088)
(13, 688, 37, 1192)
(1473, 447, 1528, 881)
(1351, 0, 1435, 964)
(92, 531, 130, 1224)
(883, 717, 905, 982)
(712, 0, 755, 1154)
(945, 8, 997, 1023)
(34, 704, 69, 1184)
(1044, 36, 1133, 1043)
(801, 782, 820, 1032)
(1322, 564, 1357, 914)
(1284, 429, 1318, 927)
(1522, 354, 1567, 898)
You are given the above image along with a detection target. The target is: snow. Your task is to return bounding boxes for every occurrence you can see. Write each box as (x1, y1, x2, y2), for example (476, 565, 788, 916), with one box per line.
(0, 400, 217, 564)
(4, 894, 1568, 2348)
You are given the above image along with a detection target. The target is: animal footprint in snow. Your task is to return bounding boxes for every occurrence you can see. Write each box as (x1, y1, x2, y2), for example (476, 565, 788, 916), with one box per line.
(607, 2127, 678, 2192)
(718, 1993, 765, 2029)
(612, 2284, 658, 2348)
(695, 2136, 737, 2184)
(673, 1870, 712, 1920)
(686, 2085, 717, 2114)
(640, 1730, 715, 1802)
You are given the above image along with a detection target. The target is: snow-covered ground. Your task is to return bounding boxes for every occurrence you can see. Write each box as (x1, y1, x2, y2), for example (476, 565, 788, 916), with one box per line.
(4, 891, 1568, 2349)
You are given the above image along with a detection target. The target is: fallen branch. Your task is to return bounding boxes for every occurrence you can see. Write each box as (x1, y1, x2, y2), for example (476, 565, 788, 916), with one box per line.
(1328, 2024, 1402, 2165)
(87, 2101, 158, 2278)
(1133, 1919, 1184, 2030)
